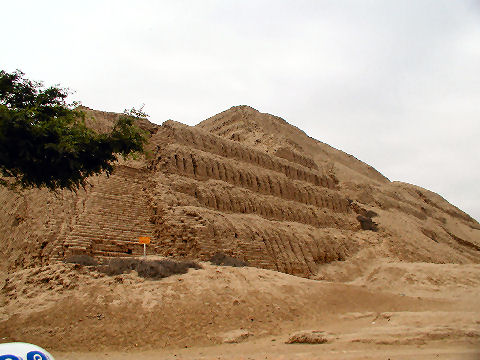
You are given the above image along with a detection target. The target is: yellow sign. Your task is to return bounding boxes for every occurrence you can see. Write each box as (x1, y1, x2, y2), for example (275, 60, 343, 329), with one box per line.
(138, 236, 151, 244)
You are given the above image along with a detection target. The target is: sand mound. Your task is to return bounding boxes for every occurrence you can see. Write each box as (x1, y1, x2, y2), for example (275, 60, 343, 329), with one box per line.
(0, 260, 448, 351)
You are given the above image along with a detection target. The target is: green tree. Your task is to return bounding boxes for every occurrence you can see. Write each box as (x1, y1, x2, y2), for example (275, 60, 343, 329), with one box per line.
(0, 70, 148, 191)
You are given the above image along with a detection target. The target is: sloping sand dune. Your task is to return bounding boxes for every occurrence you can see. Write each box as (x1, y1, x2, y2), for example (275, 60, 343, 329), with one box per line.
(1, 259, 479, 359)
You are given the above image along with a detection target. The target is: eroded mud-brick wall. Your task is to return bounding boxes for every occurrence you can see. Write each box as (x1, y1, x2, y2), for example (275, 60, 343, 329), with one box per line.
(3, 107, 479, 275)
(39, 120, 361, 277)
(55, 166, 156, 260)
(149, 122, 360, 277)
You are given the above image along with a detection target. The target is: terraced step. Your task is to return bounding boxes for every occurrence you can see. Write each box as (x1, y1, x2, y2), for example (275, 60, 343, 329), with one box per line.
(62, 165, 155, 259)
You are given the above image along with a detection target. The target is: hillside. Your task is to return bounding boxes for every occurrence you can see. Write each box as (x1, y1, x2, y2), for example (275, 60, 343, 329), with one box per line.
(0, 105, 478, 277)
(0, 105, 479, 358)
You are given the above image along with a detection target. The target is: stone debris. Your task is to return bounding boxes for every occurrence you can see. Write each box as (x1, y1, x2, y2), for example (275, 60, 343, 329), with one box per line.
(220, 329, 253, 344)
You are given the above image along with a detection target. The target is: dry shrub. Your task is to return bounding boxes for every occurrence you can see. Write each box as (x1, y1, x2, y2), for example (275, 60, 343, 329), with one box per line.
(210, 252, 248, 267)
(98, 258, 202, 279)
(286, 331, 328, 344)
(99, 258, 138, 276)
(136, 259, 201, 279)
(356, 215, 378, 231)
(64, 254, 98, 266)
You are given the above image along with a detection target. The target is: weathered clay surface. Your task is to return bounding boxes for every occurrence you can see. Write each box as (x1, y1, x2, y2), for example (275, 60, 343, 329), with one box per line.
(0, 105, 478, 278)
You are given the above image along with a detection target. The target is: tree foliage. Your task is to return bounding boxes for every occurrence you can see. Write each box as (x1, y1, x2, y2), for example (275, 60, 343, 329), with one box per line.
(0, 70, 148, 191)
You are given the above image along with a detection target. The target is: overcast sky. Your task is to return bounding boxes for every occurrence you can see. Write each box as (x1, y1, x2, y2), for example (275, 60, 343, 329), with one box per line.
(2, 0, 479, 221)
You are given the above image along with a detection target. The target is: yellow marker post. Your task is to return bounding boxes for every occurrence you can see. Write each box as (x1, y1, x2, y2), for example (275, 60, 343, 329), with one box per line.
(138, 237, 151, 257)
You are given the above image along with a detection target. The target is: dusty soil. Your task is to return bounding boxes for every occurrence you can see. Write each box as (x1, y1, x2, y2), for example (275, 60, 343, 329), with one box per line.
(1, 259, 479, 359)
(1, 106, 479, 359)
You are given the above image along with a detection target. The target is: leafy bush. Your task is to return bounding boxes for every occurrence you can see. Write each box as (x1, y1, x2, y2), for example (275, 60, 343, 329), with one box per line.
(0, 70, 148, 190)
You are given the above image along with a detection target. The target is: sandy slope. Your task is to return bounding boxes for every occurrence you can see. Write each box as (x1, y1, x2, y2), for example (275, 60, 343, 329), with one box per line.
(1, 106, 479, 359)
(1, 259, 479, 359)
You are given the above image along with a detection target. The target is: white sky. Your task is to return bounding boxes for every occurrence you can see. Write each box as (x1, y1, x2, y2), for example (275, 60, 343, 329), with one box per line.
(2, 0, 479, 221)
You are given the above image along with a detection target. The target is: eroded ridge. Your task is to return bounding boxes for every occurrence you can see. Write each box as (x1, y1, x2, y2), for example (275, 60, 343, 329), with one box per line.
(166, 174, 353, 229)
(152, 122, 334, 188)
(146, 122, 360, 277)
(274, 146, 319, 170)
(155, 144, 344, 208)
(153, 206, 359, 277)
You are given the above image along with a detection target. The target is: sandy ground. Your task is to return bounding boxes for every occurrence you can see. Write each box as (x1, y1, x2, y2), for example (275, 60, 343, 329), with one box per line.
(1, 259, 480, 359)
(53, 342, 480, 360)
